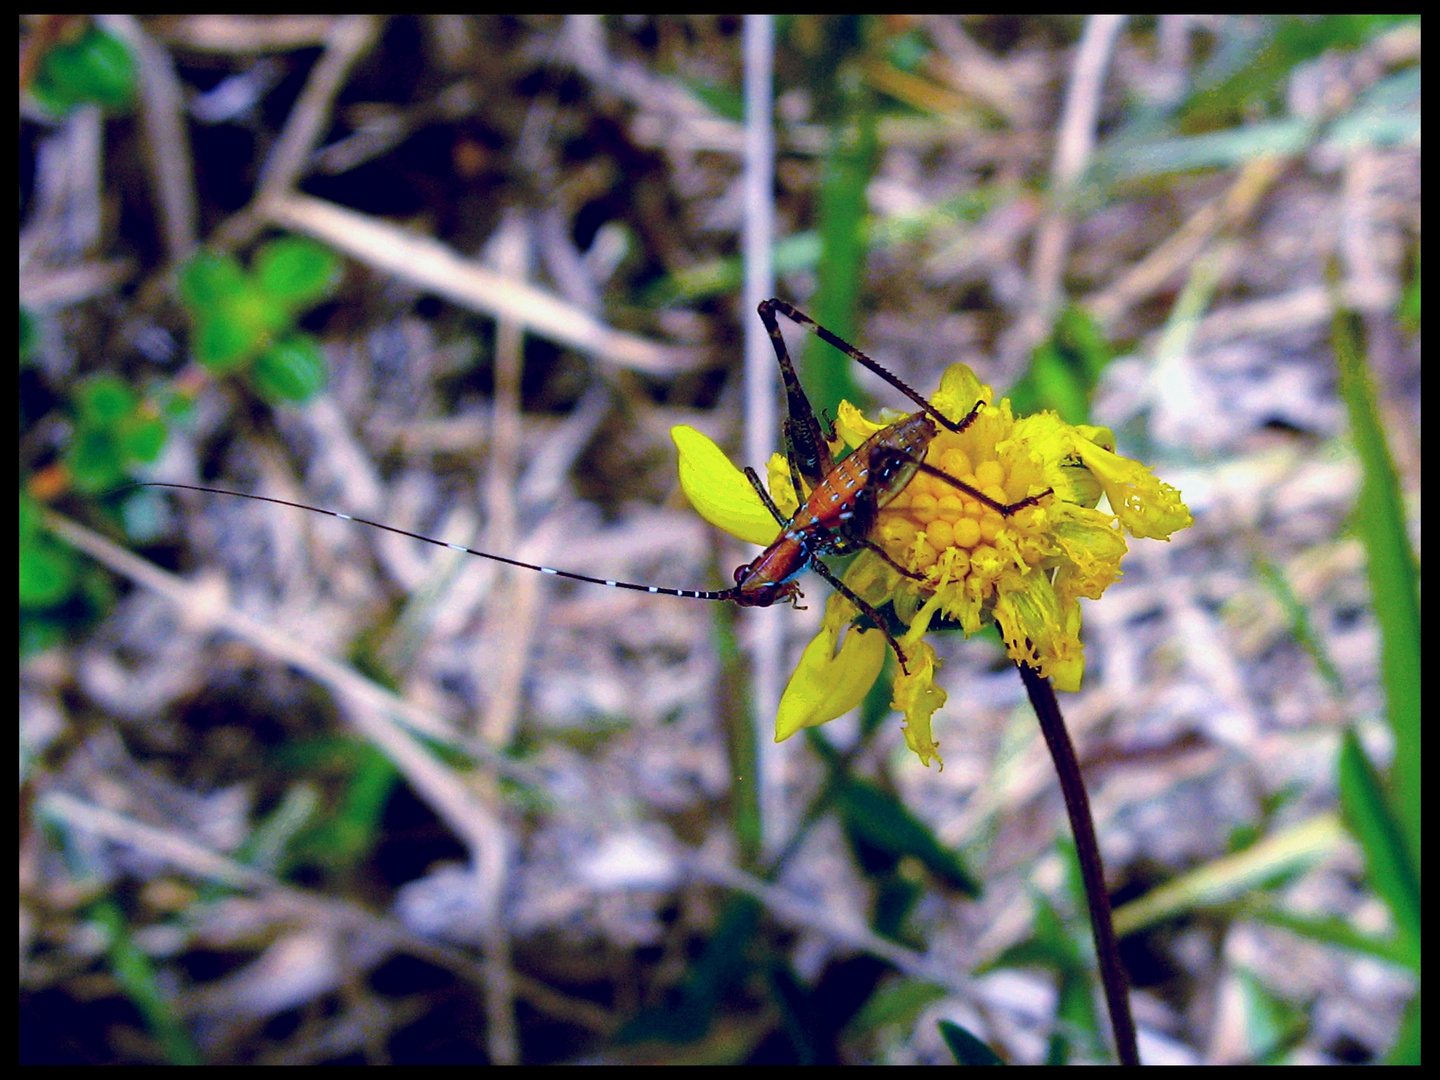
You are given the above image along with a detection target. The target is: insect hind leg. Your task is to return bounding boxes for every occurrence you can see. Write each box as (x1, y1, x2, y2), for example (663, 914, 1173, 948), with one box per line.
(757, 299, 834, 493)
(759, 298, 983, 437)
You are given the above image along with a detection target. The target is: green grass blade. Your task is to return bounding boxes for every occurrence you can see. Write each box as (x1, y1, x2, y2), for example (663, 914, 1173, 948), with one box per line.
(1337, 729, 1420, 967)
(1332, 311, 1421, 876)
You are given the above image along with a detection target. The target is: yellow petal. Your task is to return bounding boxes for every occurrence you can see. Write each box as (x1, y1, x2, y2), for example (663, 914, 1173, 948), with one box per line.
(835, 399, 885, 449)
(764, 451, 801, 519)
(1009, 411, 1099, 508)
(930, 362, 990, 424)
(890, 639, 946, 767)
(1061, 425, 1115, 511)
(1049, 504, 1128, 602)
(1073, 436, 1193, 541)
(1074, 424, 1115, 452)
(992, 573, 1086, 691)
(775, 615, 886, 741)
(671, 425, 781, 547)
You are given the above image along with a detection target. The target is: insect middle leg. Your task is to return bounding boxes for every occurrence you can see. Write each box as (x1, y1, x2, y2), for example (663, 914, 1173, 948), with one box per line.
(829, 533, 931, 584)
(805, 556, 913, 674)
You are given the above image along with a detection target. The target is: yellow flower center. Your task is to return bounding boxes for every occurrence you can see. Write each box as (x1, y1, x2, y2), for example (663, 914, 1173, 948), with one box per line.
(871, 409, 1049, 606)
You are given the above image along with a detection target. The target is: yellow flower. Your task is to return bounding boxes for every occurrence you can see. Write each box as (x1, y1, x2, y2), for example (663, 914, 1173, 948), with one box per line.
(672, 364, 1192, 767)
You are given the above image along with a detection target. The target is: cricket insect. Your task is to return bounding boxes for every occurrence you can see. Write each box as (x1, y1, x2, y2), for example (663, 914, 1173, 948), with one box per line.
(145, 300, 1050, 672)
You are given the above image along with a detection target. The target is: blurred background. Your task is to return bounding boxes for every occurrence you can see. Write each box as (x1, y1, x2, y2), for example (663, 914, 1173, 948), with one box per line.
(20, 15, 1420, 1064)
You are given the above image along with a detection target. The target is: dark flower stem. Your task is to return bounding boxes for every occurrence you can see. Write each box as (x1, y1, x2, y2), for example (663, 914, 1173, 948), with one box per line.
(1017, 661, 1139, 1066)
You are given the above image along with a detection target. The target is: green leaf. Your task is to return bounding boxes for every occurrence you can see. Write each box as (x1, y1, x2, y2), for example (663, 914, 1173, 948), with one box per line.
(1398, 244, 1420, 331)
(1387, 990, 1421, 1065)
(680, 77, 744, 122)
(803, 24, 878, 419)
(1014, 343, 1090, 426)
(989, 889, 1082, 973)
(1004, 281, 1112, 427)
(1112, 120, 1315, 179)
(160, 388, 196, 424)
(92, 900, 202, 1064)
(849, 979, 948, 1037)
(804, 123, 873, 418)
(938, 1019, 1006, 1065)
(20, 305, 38, 360)
(120, 414, 168, 464)
(1054, 965, 1104, 1064)
(1183, 15, 1411, 130)
(19, 494, 42, 543)
(66, 27, 137, 110)
(75, 375, 135, 425)
(1054, 306, 1113, 386)
(885, 29, 930, 73)
(251, 335, 327, 403)
(1111, 815, 1347, 939)
(285, 743, 395, 874)
(1243, 897, 1412, 967)
(179, 253, 250, 314)
(32, 25, 136, 114)
(78, 561, 117, 616)
(237, 783, 321, 873)
(1320, 69, 1421, 153)
(1234, 968, 1307, 1064)
(982, 855, 1111, 1061)
(836, 778, 979, 896)
(192, 313, 261, 374)
(1253, 558, 1344, 695)
(19, 538, 79, 609)
(618, 896, 761, 1045)
(65, 426, 127, 493)
(21, 616, 67, 656)
(30, 53, 82, 115)
(1337, 730, 1420, 966)
(254, 237, 339, 308)
(764, 964, 819, 1065)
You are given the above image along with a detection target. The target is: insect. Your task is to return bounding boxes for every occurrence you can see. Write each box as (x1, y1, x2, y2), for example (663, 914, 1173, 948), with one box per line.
(146, 300, 1049, 672)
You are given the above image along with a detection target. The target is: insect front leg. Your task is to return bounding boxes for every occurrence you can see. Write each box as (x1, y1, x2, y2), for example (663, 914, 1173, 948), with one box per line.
(743, 466, 789, 528)
(907, 458, 1053, 516)
(867, 447, 1053, 518)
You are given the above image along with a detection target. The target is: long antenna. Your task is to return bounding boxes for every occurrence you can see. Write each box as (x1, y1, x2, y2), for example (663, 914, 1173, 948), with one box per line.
(139, 483, 740, 602)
